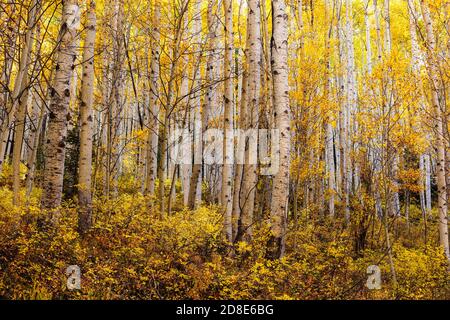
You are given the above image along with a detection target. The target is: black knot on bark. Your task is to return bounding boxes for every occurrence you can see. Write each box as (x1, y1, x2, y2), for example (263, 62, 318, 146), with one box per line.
(64, 88, 70, 97)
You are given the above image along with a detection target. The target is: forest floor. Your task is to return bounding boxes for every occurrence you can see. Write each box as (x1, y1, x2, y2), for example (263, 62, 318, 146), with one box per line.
(0, 186, 449, 300)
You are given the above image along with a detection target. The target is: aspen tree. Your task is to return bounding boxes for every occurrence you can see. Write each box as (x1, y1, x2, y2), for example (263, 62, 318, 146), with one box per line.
(144, 0, 161, 197)
(419, 0, 450, 264)
(267, 0, 290, 259)
(325, 0, 335, 217)
(188, 0, 204, 210)
(222, 0, 234, 242)
(77, 1, 97, 234)
(41, 0, 80, 214)
(236, 0, 261, 243)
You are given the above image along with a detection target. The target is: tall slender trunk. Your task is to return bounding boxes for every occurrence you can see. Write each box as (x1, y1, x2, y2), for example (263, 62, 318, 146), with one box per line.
(267, 0, 290, 259)
(419, 0, 450, 264)
(222, 0, 234, 242)
(232, 70, 248, 240)
(144, 2, 161, 197)
(41, 0, 80, 216)
(325, 0, 335, 217)
(77, 1, 96, 234)
(25, 90, 46, 199)
(236, 0, 261, 243)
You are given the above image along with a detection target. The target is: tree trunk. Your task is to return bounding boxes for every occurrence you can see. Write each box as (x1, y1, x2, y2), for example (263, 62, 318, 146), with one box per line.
(419, 0, 450, 264)
(144, 2, 160, 197)
(41, 0, 80, 217)
(222, 0, 234, 242)
(236, 0, 261, 243)
(267, 0, 290, 259)
(77, 1, 96, 234)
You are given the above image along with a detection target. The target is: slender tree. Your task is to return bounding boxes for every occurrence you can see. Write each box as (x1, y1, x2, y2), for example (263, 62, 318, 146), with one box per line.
(419, 0, 450, 264)
(222, 0, 234, 242)
(77, 0, 97, 234)
(41, 0, 80, 216)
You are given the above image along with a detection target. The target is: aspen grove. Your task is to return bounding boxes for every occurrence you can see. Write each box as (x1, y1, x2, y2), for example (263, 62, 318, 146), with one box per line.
(0, 0, 449, 299)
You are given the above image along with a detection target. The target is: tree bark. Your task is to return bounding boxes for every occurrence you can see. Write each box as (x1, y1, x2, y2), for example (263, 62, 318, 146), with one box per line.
(41, 0, 80, 217)
(222, 0, 234, 242)
(236, 0, 261, 243)
(144, 1, 160, 197)
(267, 0, 290, 259)
(419, 0, 450, 264)
(77, 1, 96, 234)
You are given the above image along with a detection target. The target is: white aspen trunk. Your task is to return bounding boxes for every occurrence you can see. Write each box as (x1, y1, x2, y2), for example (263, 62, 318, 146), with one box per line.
(345, 0, 358, 200)
(144, 1, 161, 197)
(179, 4, 191, 207)
(383, 0, 400, 217)
(232, 69, 248, 241)
(188, 0, 204, 209)
(372, 0, 384, 218)
(25, 89, 46, 199)
(419, 154, 427, 214)
(237, 0, 261, 243)
(424, 154, 432, 213)
(383, 0, 391, 53)
(419, 0, 450, 264)
(337, 0, 350, 222)
(373, 0, 382, 62)
(325, 0, 335, 217)
(222, 0, 234, 242)
(12, 76, 31, 205)
(267, 0, 290, 259)
(204, 0, 221, 205)
(77, 1, 96, 234)
(41, 0, 80, 215)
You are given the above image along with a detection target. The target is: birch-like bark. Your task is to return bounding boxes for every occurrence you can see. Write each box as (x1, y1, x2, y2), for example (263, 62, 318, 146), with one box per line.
(232, 69, 248, 240)
(325, 0, 335, 217)
(77, 1, 96, 234)
(188, 0, 204, 209)
(373, 0, 382, 62)
(419, 0, 450, 263)
(222, 0, 234, 242)
(236, 0, 261, 243)
(345, 0, 358, 201)
(41, 0, 80, 215)
(144, 1, 160, 197)
(25, 89, 46, 199)
(267, 0, 290, 259)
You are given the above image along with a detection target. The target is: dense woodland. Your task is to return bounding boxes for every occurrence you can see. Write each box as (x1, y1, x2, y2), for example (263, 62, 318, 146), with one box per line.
(0, 0, 449, 299)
